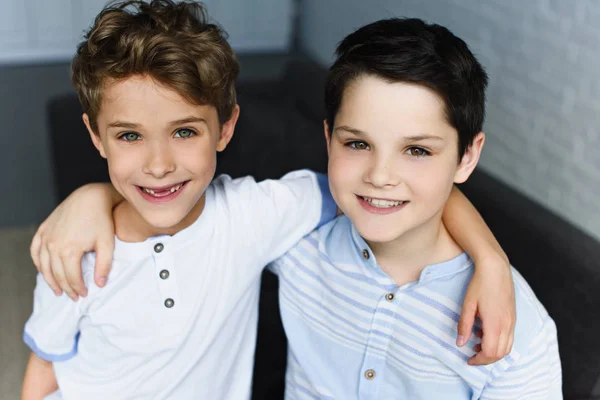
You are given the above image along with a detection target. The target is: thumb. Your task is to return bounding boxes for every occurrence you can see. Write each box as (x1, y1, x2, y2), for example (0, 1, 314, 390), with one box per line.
(457, 299, 477, 346)
(94, 236, 115, 287)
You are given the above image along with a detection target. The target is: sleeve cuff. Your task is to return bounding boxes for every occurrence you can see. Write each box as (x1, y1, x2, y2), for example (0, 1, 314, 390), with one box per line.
(23, 330, 79, 362)
(316, 173, 337, 229)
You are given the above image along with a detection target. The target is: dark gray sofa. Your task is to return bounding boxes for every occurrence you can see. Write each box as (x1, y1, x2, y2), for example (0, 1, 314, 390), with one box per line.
(47, 57, 600, 400)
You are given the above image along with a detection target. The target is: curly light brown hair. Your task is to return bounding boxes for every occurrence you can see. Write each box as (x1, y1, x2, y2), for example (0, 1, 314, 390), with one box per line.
(72, 0, 239, 132)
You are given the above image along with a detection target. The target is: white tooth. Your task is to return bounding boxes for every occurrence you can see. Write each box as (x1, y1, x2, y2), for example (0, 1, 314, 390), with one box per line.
(364, 197, 403, 208)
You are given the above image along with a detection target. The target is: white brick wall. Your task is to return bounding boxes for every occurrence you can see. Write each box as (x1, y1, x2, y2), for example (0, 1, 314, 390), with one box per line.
(301, 0, 600, 241)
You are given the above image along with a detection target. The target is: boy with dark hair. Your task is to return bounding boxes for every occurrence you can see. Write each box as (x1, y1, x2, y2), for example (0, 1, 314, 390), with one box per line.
(270, 18, 561, 399)
(24, 3, 518, 399)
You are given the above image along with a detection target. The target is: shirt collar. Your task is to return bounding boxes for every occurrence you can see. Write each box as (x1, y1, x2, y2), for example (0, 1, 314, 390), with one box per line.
(328, 215, 472, 283)
(112, 185, 215, 261)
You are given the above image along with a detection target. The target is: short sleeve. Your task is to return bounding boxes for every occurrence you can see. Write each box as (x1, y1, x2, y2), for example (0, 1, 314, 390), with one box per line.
(480, 316, 562, 399)
(23, 273, 82, 362)
(247, 169, 336, 265)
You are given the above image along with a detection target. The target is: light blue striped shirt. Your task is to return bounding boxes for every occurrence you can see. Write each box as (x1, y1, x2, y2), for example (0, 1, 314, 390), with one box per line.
(270, 216, 562, 399)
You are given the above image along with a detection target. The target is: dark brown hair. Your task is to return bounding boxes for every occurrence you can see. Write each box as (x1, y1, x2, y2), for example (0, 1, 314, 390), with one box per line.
(325, 18, 488, 158)
(72, 0, 239, 132)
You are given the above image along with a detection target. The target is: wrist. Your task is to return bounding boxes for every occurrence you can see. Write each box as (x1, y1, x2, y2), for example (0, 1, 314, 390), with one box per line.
(471, 247, 510, 270)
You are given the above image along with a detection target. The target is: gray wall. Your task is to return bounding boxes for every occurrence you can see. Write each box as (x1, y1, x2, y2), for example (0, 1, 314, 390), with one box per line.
(0, 63, 72, 226)
(300, 0, 600, 241)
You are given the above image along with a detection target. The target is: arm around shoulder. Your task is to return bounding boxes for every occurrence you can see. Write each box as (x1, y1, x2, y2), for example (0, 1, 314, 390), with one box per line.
(30, 182, 121, 299)
(248, 170, 336, 264)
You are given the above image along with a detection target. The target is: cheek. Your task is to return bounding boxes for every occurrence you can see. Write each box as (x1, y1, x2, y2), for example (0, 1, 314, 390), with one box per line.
(407, 159, 456, 201)
(328, 149, 360, 189)
(180, 143, 217, 178)
(105, 148, 139, 183)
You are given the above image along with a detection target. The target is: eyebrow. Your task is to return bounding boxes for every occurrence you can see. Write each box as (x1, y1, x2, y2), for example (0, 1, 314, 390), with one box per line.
(334, 125, 444, 142)
(107, 116, 208, 129)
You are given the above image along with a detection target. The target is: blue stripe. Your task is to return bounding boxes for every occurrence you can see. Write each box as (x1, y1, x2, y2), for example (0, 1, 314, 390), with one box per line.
(281, 290, 458, 380)
(285, 251, 379, 313)
(280, 279, 470, 379)
(316, 173, 337, 229)
(23, 330, 79, 362)
(378, 307, 488, 375)
(407, 290, 461, 323)
(283, 251, 488, 372)
(486, 370, 554, 390)
(295, 237, 394, 291)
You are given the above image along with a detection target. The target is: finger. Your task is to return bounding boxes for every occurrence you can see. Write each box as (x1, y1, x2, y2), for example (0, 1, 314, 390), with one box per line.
(63, 250, 87, 297)
(457, 300, 477, 347)
(50, 252, 78, 302)
(39, 245, 61, 296)
(94, 237, 115, 287)
(496, 330, 509, 360)
(468, 326, 500, 366)
(30, 230, 43, 271)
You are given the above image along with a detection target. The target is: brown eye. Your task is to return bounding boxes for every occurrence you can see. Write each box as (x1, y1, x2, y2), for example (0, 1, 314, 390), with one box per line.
(348, 141, 369, 150)
(407, 147, 430, 157)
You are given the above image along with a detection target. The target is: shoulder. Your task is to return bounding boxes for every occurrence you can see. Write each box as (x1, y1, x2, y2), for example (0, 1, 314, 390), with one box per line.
(510, 267, 556, 350)
(274, 216, 350, 266)
(212, 170, 320, 192)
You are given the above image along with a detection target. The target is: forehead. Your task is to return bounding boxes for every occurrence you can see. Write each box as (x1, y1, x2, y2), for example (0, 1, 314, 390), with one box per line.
(101, 76, 192, 108)
(97, 75, 217, 123)
(337, 75, 453, 136)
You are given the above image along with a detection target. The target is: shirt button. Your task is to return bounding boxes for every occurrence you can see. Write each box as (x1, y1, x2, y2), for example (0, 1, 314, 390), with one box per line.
(364, 369, 376, 380)
(362, 249, 370, 260)
(154, 243, 164, 253)
(159, 270, 170, 280)
(385, 293, 395, 301)
(164, 298, 175, 308)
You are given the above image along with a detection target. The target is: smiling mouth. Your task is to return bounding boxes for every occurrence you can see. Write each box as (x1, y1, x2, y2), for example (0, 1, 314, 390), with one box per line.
(360, 196, 407, 208)
(139, 181, 189, 198)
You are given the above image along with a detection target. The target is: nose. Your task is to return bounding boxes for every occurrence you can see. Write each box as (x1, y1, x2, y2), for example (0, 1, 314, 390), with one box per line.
(364, 153, 400, 188)
(142, 143, 176, 178)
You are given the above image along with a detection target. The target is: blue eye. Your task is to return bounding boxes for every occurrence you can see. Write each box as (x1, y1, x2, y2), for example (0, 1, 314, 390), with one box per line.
(406, 147, 431, 157)
(346, 141, 370, 150)
(120, 132, 141, 141)
(174, 128, 196, 138)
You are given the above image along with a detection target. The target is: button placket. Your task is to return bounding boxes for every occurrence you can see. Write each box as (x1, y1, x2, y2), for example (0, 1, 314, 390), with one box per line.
(152, 243, 179, 314)
(358, 293, 389, 398)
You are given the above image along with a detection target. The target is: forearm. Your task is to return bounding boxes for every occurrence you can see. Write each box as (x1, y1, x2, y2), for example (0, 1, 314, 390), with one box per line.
(442, 186, 508, 265)
(22, 353, 58, 400)
(76, 183, 123, 210)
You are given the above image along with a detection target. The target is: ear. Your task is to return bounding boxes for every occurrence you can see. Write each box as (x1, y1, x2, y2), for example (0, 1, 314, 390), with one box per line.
(216, 104, 240, 152)
(323, 120, 332, 155)
(454, 132, 485, 184)
(83, 113, 107, 159)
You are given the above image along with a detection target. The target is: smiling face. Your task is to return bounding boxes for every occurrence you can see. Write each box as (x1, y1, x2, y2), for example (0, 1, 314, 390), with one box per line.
(326, 75, 483, 245)
(84, 75, 238, 237)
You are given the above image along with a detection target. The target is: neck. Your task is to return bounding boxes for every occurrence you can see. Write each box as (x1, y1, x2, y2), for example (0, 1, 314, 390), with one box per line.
(366, 213, 462, 285)
(114, 194, 206, 242)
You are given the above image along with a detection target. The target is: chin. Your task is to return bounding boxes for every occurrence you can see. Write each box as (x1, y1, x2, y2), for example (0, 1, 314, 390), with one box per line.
(353, 221, 406, 244)
(140, 211, 187, 231)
